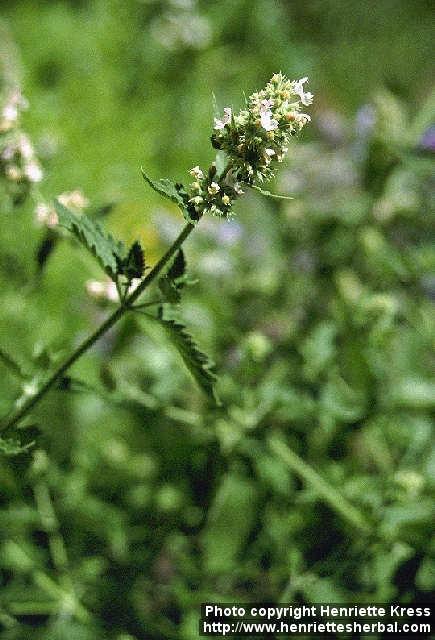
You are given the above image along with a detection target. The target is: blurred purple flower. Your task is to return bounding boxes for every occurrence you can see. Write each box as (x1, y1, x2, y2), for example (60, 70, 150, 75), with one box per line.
(153, 209, 181, 242)
(316, 110, 347, 146)
(419, 126, 435, 152)
(355, 105, 376, 138)
(216, 220, 244, 246)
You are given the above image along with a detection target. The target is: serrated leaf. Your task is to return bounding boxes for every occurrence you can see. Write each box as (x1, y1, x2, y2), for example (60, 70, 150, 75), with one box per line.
(141, 168, 196, 222)
(158, 250, 187, 303)
(250, 184, 293, 200)
(141, 168, 185, 207)
(54, 200, 125, 279)
(167, 249, 186, 281)
(157, 318, 219, 404)
(120, 241, 145, 281)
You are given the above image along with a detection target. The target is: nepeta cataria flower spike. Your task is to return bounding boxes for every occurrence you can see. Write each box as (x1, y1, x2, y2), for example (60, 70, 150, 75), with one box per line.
(144, 73, 313, 221)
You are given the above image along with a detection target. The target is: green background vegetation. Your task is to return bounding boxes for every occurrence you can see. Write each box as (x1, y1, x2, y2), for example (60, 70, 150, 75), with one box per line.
(0, 1, 434, 638)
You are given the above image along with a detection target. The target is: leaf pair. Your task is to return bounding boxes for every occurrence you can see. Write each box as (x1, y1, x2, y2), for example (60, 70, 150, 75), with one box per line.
(55, 197, 219, 404)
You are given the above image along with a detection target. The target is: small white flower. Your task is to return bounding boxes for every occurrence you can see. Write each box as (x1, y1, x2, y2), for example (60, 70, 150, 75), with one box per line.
(295, 112, 311, 126)
(189, 195, 204, 205)
(189, 165, 204, 179)
(18, 134, 34, 160)
(86, 280, 118, 302)
(260, 111, 279, 131)
(35, 203, 58, 227)
(265, 148, 275, 156)
(105, 282, 119, 302)
(86, 280, 107, 297)
(58, 189, 89, 210)
(2, 104, 18, 123)
(260, 99, 274, 112)
(209, 204, 221, 216)
(208, 181, 220, 195)
(0, 90, 28, 128)
(222, 194, 231, 206)
(214, 107, 232, 130)
(293, 77, 314, 106)
(24, 162, 43, 183)
(1, 145, 15, 161)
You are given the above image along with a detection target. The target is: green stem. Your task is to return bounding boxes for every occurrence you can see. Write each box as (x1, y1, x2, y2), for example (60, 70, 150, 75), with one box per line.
(1, 221, 196, 432)
(269, 435, 371, 533)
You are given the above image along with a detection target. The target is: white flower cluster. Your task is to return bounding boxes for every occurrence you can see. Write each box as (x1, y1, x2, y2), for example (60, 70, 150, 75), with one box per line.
(1, 88, 44, 203)
(35, 189, 89, 228)
(181, 74, 313, 219)
(1, 132, 43, 184)
(57, 189, 89, 211)
(212, 72, 313, 183)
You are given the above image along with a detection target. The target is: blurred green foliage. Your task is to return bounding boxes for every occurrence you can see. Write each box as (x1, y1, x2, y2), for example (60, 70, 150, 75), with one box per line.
(0, 1, 434, 638)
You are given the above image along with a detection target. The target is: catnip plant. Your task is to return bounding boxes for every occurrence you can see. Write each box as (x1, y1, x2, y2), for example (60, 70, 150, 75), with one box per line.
(0, 73, 313, 447)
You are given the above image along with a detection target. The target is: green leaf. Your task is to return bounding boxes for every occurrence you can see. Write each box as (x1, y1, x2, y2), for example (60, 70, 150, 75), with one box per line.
(202, 473, 258, 574)
(250, 184, 293, 200)
(118, 241, 145, 281)
(54, 200, 125, 279)
(157, 317, 219, 403)
(158, 249, 188, 303)
(141, 168, 185, 207)
(141, 168, 196, 222)
(158, 249, 187, 303)
(167, 249, 186, 281)
(300, 322, 337, 382)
